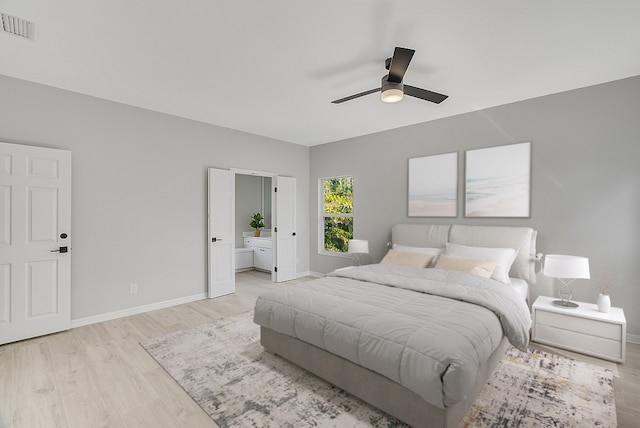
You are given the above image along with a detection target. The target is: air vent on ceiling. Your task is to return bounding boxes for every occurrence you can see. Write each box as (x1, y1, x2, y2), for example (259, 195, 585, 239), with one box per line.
(1, 12, 35, 40)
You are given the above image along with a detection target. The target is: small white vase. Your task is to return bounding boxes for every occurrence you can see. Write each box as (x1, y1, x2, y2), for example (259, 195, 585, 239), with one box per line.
(597, 294, 611, 313)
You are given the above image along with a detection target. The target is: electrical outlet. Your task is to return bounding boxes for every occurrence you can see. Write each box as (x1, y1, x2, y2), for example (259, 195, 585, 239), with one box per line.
(129, 283, 138, 294)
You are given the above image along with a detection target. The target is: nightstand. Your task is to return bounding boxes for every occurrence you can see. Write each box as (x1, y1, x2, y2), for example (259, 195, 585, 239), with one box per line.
(531, 295, 626, 363)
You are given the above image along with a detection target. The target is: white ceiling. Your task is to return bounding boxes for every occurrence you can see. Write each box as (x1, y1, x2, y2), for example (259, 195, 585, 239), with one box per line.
(2, 1, 640, 146)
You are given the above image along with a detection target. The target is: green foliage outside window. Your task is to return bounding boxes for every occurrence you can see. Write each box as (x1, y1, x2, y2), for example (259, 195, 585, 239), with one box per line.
(322, 177, 353, 252)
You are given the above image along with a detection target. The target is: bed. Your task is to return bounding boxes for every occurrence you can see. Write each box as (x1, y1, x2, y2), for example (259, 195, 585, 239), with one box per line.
(253, 224, 537, 428)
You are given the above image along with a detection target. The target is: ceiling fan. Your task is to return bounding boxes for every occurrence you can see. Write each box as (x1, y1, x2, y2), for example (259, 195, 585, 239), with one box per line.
(331, 47, 448, 105)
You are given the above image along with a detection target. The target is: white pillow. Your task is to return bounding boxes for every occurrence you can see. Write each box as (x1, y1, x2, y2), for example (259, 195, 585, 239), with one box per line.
(445, 243, 519, 284)
(392, 244, 443, 267)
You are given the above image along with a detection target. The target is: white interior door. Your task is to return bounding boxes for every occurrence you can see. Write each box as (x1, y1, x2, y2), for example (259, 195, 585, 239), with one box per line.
(207, 168, 235, 298)
(274, 176, 296, 282)
(0, 142, 72, 345)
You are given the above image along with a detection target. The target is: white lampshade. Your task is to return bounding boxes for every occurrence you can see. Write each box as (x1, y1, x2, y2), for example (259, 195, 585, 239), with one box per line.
(543, 255, 590, 279)
(348, 239, 369, 254)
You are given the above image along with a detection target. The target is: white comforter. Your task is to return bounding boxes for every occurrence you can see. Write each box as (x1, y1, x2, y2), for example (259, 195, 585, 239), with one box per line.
(253, 264, 531, 408)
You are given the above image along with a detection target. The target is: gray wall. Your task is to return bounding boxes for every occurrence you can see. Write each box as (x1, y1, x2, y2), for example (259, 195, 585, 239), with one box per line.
(310, 75, 640, 341)
(0, 74, 310, 321)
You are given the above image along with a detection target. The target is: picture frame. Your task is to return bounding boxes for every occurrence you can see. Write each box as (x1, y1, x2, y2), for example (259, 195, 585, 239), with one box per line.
(464, 142, 531, 218)
(408, 152, 458, 217)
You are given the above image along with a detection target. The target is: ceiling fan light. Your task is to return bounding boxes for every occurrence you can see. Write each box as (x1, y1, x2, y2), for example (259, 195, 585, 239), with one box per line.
(381, 88, 404, 103)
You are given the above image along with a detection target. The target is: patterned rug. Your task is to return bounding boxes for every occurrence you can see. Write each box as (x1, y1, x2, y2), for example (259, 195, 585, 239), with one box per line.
(141, 312, 616, 428)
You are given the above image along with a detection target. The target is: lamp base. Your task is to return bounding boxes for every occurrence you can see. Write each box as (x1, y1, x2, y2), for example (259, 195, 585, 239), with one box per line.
(352, 254, 362, 267)
(552, 299, 579, 309)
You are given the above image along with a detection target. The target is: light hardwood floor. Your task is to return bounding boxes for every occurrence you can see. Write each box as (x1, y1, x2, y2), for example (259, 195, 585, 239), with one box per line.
(1, 270, 638, 428)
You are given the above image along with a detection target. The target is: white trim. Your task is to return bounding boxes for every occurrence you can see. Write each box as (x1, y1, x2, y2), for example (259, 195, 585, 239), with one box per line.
(296, 270, 321, 279)
(627, 333, 640, 344)
(230, 167, 278, 177)
(299, 271, 326, 278)
(70, 293, 206, 328)
(319, 250, 353, 258)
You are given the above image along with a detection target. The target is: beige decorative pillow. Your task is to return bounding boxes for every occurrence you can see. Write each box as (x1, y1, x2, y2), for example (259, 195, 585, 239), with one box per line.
(391, 244, 444, 267)
(434, 254, 497, 278)
(380, 249, 435, 268)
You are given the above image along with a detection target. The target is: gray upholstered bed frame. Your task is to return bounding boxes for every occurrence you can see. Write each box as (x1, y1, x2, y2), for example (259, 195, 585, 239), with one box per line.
(260, 224, 537, 428)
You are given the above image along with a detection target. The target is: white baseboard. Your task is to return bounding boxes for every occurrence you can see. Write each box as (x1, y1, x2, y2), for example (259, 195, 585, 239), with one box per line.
(70, 293, 206, 329)
(296, 271, 321, 278)
(627, 332, 640, 344)
(70, 271, 320, 329)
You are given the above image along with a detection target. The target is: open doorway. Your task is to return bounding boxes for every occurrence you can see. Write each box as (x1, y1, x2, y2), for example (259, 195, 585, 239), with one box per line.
(208, 168, 297, 299)
(235, 174, 273, 275)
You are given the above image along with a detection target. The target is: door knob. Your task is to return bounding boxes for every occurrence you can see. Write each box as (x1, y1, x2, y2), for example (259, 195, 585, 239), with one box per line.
(292, 232, 296, 236)
(212, 237, 223, 242)
(51, 246, 68, 253)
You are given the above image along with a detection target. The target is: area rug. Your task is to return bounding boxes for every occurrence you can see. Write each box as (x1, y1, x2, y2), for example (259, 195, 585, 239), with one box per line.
(461, 347, 616, 427)
(141, 312, 616, 428)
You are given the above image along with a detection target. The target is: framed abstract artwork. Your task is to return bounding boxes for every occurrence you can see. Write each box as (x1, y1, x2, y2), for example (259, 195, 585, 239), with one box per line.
(464, 142, 531, 218)
(408, 152, 458, 217)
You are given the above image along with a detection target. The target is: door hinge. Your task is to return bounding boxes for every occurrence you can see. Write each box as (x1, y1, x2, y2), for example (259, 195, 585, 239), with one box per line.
(274, 266, 278, 272)
(274, 227, 277, 232)
(274, 187, 277, 192)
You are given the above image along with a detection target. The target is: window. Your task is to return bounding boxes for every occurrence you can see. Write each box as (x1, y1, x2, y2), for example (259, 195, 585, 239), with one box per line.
(320, 176, 353, 254)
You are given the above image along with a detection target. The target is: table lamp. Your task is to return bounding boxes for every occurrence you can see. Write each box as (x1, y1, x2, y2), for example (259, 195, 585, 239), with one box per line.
(543, 254, 590, 308)
(348, 239, 369, 266)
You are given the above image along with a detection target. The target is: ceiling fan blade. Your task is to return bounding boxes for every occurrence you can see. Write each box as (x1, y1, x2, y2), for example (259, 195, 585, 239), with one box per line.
(331, 88, 381, 104)
(387, 47, 415, 83)
(404, 85, 448, 104)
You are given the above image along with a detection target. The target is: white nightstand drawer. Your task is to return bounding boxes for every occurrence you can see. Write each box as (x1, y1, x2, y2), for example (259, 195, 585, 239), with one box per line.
(531, 296, 626, 363)
(535, 324, 623, 360)
(536, 310, 622, 340)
